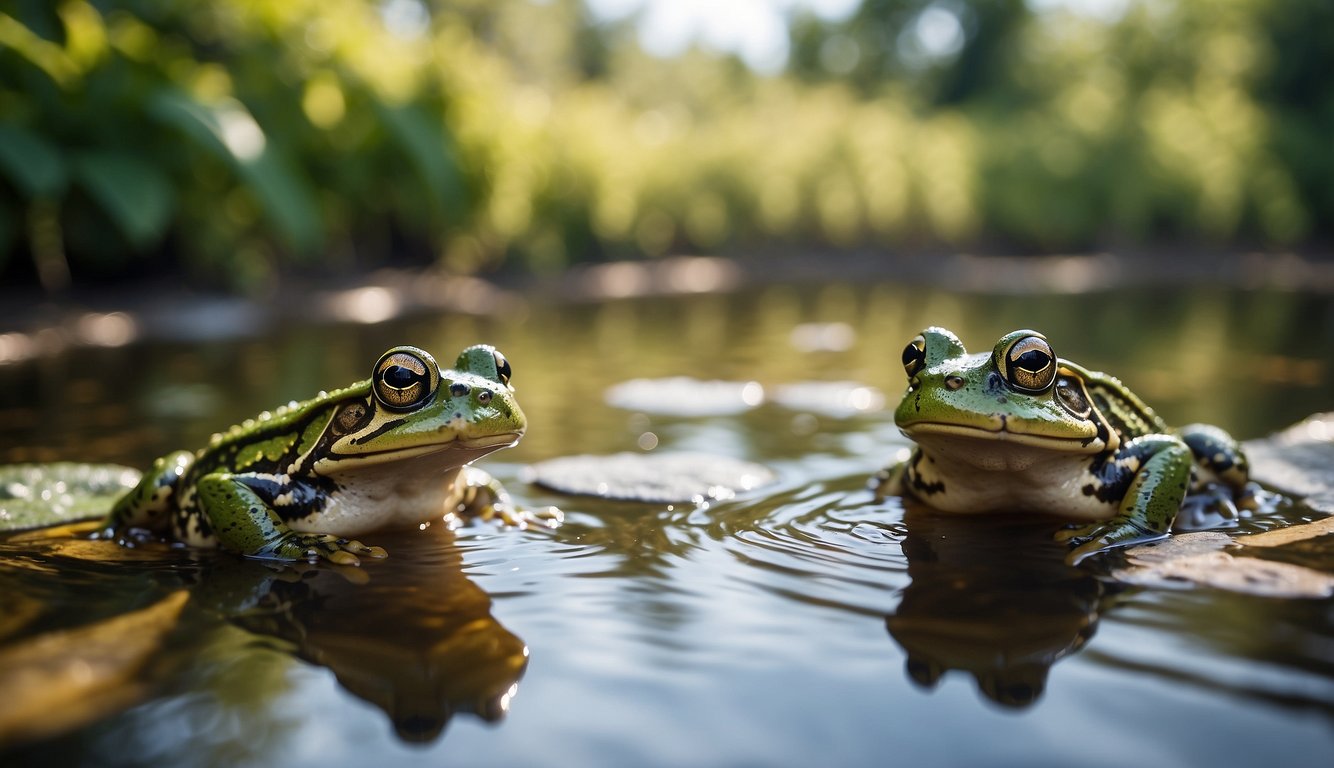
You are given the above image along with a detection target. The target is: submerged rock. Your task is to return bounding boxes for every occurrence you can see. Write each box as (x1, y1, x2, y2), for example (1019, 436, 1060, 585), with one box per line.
(525, 451, 776, 503)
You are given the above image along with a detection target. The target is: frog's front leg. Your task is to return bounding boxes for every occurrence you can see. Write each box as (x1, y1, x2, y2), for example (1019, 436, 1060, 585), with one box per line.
(1056, 435, 1192, 561)
(195, 473, 386, 565)
(447, 466, 562, 529)
(870, 449, 912, 499)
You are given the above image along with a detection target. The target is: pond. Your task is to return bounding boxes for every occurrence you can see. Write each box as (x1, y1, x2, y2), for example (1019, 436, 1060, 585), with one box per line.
(1, 277, 1332, 767)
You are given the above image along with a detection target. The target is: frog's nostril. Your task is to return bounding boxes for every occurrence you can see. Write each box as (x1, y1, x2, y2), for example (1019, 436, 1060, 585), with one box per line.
(945, 376, 965, 390)
(477, 389, 493, 405)
(449, 383, 470, 397)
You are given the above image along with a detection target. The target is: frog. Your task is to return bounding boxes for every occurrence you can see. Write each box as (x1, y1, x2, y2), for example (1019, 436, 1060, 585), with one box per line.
(104, 344, 555, 565)
(872, 327, 1263, 561)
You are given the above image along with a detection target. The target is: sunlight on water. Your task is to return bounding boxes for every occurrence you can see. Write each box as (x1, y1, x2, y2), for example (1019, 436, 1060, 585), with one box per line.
(1, 282, 1331, 766)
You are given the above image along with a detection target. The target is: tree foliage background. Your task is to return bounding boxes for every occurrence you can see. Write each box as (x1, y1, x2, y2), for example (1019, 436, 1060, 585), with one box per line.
(0, 0, 1329, 291)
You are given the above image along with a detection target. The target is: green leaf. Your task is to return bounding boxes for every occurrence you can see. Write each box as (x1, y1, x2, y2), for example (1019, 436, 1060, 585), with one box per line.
(378, 103, 466, 219)
(71, 151, 174, 248)
(0, 123, 67, 199)
(147, 89, 322, 253)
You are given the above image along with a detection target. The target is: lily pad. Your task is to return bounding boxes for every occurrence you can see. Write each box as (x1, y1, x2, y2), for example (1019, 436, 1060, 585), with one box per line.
(604, 377, 765, 417)
(770, 381, 885, 418)
(0, 463, 141, 533)
(525, 452, 776, 503)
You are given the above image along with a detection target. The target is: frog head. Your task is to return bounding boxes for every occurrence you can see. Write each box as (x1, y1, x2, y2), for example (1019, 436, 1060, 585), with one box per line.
(313, 344, 526, 474)
(893, 327, 1107, 456)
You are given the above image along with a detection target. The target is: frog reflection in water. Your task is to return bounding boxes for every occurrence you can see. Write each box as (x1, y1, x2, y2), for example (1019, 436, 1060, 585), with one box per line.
(106, 345, 557, 564)
(874, 328, 1264, 560)
(197, 527, 529, 742)
(886, 507, 1116, 707)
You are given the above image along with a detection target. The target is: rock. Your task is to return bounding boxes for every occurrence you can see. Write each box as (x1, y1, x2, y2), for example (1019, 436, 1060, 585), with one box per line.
(1112, 528, 1334, 599)
(525, 451, 776, 503)
(1244, 412, 1334, 498)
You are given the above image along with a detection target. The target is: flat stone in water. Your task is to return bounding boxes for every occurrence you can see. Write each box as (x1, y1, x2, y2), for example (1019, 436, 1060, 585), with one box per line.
(525, 452, 776, 503)
(604, 377, 764, 417)
(1114, 532, 1334, 599)
(1244, 412, 1334, 498)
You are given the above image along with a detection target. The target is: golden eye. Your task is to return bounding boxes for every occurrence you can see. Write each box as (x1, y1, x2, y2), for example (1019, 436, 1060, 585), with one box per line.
(901, 335, 927, 379)
(1004, 335, 1056, 393)
(372, 347, 440, 410)
(493, 350, 512, 386)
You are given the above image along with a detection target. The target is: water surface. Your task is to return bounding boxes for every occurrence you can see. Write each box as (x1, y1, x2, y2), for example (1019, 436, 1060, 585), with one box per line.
(1, 282, 1331, 766)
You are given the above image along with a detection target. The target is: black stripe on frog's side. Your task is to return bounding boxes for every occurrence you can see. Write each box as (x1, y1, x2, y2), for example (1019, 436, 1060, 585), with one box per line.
(346, 415, 409, 449)
(237, 472, 339, 522)
(906, 451, 945, 497)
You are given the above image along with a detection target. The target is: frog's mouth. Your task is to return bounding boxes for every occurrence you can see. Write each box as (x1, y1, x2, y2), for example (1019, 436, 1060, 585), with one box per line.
(455, 432, 524, 451)
(337, 431, 524, 465)
(903, 421, 1103, 452)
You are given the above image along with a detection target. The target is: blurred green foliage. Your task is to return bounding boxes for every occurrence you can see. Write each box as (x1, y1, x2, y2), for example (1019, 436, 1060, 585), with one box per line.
(0, 0, 1328, 291)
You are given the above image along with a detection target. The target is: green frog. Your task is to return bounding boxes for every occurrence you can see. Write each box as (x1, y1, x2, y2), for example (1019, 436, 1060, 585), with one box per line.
(873, 327, 1261, 560)
(105, 344, 550, 565)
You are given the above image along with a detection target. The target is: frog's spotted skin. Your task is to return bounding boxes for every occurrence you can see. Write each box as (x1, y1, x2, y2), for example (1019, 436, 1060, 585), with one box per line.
(106, 345, 551, 564)
(873, 327, 1262, 561)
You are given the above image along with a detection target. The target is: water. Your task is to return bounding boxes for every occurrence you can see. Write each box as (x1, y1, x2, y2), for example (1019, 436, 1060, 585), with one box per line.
(1, 281, 1332, 766)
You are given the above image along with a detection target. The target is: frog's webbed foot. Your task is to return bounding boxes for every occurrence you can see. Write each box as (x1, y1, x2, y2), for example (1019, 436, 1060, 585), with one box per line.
(1236, 481, 1281, 514)
(470, 501, 565, 530)
(1055, 519, 1167, 564)
(869, 451, 911, 500)
(1176, 481, 1281, 530)
(257, 532, 388, 566)
(1175, 483, 1241, 531)
(449, 466, 563, 530)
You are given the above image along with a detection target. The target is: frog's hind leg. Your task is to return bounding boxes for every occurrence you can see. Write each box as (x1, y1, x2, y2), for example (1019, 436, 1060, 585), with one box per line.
(1057, 434, 1193, 561)
(195, 473, 386, 565)
(870, 451, 911, 499)
(1177, 423, 1269, 527)
(105, 451, 193, 532)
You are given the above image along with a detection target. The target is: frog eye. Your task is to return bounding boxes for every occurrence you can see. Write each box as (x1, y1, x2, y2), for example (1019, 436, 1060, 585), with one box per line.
(901, 335, 927, 379)
(1001, 335, 1056, 393)
(492, 349, 512, 386)
(373, 347, 440, 410)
